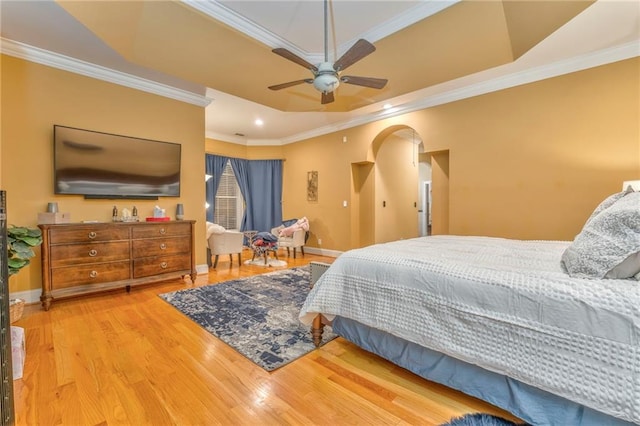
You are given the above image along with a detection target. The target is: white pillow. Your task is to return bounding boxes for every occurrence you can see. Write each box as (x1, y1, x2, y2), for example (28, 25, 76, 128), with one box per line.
(206, 222, 226, 239)
(605, 251, 640, 279)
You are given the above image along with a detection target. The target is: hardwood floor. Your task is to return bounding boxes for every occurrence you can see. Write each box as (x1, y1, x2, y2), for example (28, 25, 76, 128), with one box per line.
(13, 248, 521, 425)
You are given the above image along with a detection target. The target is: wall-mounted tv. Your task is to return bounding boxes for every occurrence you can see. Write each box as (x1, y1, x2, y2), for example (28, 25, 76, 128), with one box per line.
(54, 125, 181, 199)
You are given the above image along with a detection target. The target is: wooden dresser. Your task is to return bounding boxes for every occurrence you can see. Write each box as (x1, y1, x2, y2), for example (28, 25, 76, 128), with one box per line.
(39, 221, 196, 310)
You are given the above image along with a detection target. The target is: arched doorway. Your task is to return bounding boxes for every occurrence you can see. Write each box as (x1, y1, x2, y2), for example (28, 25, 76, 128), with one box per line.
(351, 125, 430, 247)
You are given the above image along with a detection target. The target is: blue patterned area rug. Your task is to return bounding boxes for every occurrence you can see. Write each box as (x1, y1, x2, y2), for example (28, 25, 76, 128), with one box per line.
(441, 414, 530, 426)
(159, 266, 336, 371)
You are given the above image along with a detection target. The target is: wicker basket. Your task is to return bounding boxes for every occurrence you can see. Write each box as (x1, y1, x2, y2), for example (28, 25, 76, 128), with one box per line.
(9, 299, 24, 324)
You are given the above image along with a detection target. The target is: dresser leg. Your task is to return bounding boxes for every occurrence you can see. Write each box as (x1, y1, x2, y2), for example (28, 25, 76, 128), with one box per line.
(41, 294, 52, 311)
(125, 285, 131, 293)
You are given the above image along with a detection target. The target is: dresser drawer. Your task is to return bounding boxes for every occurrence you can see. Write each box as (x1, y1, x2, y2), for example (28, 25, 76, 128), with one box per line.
(50, 226, 130, 244)
(132, 236, 190, 258)
(51, 261, 130, 289)
(131, 222, 191, 239)
(133, 254, 191, 278)
(50, 241, 130, 267)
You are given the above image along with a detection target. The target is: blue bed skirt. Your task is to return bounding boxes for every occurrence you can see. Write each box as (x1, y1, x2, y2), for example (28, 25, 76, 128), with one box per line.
(332, 317, 635, 426)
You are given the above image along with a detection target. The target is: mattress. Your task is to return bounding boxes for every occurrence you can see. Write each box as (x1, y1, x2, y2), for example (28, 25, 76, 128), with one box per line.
(299, 236, 640, 423)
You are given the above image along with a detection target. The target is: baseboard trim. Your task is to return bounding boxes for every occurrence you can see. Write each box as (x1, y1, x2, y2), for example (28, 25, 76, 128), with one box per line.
(9, 289, 41, 305)
(304, 247, 341, 258)
(196, 264, 210, 274)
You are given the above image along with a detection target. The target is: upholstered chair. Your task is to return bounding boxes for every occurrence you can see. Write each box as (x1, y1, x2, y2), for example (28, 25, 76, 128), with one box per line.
(206, 225, 243, 269)
(271, 225, 306, 258)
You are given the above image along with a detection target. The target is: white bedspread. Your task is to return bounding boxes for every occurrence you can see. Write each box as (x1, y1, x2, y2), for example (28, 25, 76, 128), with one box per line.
(300, 236, 640, 423)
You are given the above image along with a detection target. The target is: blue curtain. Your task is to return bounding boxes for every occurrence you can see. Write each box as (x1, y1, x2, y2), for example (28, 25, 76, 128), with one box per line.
(205, 154, 229, 222)
(230, 158, 283, 233)
(229, 158, 250, 230)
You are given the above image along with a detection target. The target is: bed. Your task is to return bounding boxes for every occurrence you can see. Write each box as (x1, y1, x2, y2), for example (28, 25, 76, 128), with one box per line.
(300, 190, 640, 426)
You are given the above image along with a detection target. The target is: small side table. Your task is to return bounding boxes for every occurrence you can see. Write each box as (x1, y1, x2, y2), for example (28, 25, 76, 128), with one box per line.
(242, 230, 258, 247)
(250, 243, 279, 265)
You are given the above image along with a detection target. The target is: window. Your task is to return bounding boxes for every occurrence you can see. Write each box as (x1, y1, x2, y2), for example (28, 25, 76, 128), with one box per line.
(214, 161, 244, 230)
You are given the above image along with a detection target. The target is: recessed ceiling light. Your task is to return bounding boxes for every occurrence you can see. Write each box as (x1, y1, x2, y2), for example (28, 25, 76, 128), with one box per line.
(383, 103, 392, 109)
(255, 119, 264, 126)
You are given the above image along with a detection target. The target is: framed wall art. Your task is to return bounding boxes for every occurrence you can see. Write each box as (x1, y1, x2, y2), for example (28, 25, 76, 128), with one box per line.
(307, 171, 318, 202)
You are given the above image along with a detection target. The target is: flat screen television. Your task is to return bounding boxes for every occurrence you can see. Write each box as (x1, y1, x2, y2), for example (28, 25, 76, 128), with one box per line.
(53, 125, 181, 199)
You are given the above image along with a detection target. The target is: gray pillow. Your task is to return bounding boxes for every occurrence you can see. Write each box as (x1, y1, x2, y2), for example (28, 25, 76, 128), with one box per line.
(584, 187, 634, 226)
(561, 191, 640, 279)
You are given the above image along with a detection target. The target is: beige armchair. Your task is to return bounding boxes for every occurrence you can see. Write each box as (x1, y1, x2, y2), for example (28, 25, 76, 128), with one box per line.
(271, 225, 306, 259)
(206, 225, 243, 269)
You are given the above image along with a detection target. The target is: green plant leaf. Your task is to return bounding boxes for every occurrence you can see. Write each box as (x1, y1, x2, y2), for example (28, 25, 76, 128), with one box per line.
(25, 228, 42, 237)
(9, 242, 35, 259)
(8, 258, 28, 269)
(6, 225, 43, 276)
(17, 235, 42, 246)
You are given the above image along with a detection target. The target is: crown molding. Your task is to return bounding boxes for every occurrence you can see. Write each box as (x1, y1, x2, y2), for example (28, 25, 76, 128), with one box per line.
(205, 130, 283, 147)
(1, 38, 213, 107)
(356, 1, 459, 51)
(205, 131, 247, 145)
(182, 0, 306, 57)
(181, 0, 459, 65)
(273, 40, 640, 146)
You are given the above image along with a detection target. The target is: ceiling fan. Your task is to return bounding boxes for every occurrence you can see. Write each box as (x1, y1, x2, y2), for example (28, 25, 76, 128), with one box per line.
(268, 0, 388, 105)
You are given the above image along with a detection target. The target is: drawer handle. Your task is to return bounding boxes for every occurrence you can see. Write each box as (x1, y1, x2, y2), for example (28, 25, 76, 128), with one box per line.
(159, 228, 166, 235)
(160, 262, 168, 269)
(89, 270, 98, 278)
(88, 231, 97, 239)
(160, 243, 167, 250)
(89, 249, 98, 257)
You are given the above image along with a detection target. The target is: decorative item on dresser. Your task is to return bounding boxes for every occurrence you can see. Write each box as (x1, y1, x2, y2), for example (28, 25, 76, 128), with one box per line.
(175, 203, 184, 221)
(39, 221, 196, 310)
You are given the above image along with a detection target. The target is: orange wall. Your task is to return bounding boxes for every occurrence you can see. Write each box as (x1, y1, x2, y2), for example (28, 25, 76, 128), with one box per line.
(279, 58, 639, 250)
(1, 55, 206, 294)
(422, 59, 639, 239)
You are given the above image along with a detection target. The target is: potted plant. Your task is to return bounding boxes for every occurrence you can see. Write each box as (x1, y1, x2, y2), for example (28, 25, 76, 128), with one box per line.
(7, 225, 43, 276)
(6, 226, 42, 322)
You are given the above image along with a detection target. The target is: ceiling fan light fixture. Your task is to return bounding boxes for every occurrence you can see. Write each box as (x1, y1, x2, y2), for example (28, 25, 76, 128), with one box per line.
(268, 0, 386, 104)
(313, 73, 339, 93)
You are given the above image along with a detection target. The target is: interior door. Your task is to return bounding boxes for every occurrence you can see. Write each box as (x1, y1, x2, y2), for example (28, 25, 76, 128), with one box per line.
(419, 181, 431, 236)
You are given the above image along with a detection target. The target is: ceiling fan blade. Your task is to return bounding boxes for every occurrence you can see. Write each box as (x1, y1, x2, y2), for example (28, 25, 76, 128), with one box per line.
(341, 75, 388, 89)
(333, 39, 376, 72)
(321, 91, 335, 104)
(272, 48, 318, 72)
(268, 79, 313, 90)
